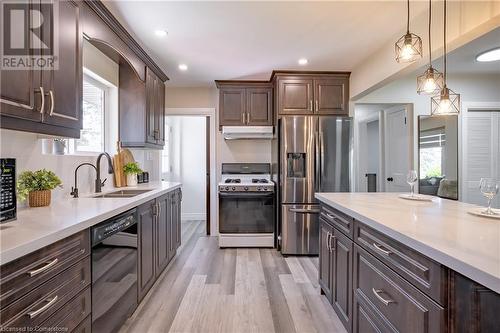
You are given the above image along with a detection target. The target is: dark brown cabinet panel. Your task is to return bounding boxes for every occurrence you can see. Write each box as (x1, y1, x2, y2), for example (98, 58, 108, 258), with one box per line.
(0, 0, 82, 137)
(353, 244, 446, 333)
(246, 88, 272, 125)
(155, 193, 170, 277)
(137, 200, 156, 301)
(219, 88, 246, 126)
(332, 228, 353, 331)
(355, 222, 447, 305)
(120, 66, 165, 149)
(319, 218, 334, 303)
(449, 271, 500, 333)
(41, 0, 82, 130)
(277, 78, 313, 115)
(172, 189, 182, 250)
(216, 81, 273, 127)
(314, 78, 348, 115)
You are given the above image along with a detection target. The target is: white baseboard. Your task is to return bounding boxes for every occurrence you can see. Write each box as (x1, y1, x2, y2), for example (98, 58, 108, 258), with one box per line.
(182, 213, 206, 221)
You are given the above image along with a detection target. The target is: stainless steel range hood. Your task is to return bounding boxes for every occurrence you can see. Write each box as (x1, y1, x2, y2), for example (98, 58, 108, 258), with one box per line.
(222, 126, 274, 140)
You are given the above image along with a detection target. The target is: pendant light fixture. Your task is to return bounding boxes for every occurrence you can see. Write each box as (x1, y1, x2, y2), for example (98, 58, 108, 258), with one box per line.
(395, 0, 423, 63)
(417, 0, 444, 94)
(431, 0, 460, 115)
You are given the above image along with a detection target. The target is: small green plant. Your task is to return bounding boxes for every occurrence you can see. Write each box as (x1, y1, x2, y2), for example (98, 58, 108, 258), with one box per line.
(123, 162, 143, 175)
(17, 169, 62, 202)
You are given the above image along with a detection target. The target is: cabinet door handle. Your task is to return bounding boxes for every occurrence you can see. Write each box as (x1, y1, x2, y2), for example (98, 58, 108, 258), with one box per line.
(309, 100, 313, 111)
(48, 90, 54, 116)
(27, 295, 58, 318)
(326, 232, 331, 251)
(315, 100, 319, 112)
(373, 243, 392, 256)
(158, 202, 161, 217)
(329, 235, 336, 253)
(246, 112, 250, 124)
(241, 112, 245, 124)
(27, 258, 58, 277)
(37, 87, 45, 114)
(372, 288, 395, 306)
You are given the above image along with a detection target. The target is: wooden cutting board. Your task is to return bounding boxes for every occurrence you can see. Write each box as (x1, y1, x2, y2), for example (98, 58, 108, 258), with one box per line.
(113, 144, 136, 187)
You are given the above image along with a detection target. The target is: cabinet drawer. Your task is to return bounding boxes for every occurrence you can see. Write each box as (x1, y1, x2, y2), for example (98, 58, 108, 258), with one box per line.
(354, 222, 447, 305)
(320, 205, 354, 238)
(72, 315, 91, 333)
(0, 257, 90, 329)
(0, 230, 90, 308)
(41, 287, 91, 333)
(353, 245, 445, 333)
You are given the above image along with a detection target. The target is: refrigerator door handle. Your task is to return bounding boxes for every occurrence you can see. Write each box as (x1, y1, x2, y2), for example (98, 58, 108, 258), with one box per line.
(314, 131, 321, 192)
(320, 131, 325, 181)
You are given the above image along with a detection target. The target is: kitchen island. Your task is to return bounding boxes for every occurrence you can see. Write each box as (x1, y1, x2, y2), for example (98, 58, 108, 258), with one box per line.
(315, 192, 500, 333)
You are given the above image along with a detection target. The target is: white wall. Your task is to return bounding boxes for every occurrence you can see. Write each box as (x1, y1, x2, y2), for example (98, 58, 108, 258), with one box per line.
(366, 120, 379, 175)
(166, 116, 207, 220)
(350, 1, 500, 99)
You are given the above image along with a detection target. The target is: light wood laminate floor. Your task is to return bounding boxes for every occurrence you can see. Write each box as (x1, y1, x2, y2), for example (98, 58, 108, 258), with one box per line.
(120, 220, 346, 333)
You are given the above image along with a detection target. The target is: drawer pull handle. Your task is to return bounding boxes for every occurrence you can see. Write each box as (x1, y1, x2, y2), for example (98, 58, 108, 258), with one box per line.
(329, 235, 336, 252)
(27, 258, 59, 277)
(290, 208, 320, 214)
(372, 288, 395, 306)
(27, 295, 58, 318)
(373, 243, 392, 256)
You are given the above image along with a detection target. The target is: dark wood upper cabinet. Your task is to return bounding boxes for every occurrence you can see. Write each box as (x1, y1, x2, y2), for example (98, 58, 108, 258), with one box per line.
(246, 88, 272, 125)
(41, 0, 82, 130)
(314, 78, 348, 115)
(277, 78, 314, 115)
(272, 71, 350, 116)
(219, 88, 246, 126)
(216, 81, 273, 128)
(119, 65, 166, 149)
(137, 200, 156, 301)
(0, 0, 82, 137)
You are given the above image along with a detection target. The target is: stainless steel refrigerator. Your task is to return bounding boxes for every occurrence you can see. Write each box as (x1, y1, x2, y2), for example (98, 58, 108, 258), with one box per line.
(280, 116, 351, 255)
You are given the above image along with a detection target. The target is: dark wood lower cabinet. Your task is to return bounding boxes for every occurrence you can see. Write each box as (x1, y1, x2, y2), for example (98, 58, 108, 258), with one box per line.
(449, 271, 500, 333)
(138, 189, 182, 300)
(319, 203, 500, 333)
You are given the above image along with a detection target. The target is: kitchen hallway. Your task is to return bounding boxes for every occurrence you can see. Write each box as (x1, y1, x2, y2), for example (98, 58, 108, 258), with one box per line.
(120, 220, 346, 333)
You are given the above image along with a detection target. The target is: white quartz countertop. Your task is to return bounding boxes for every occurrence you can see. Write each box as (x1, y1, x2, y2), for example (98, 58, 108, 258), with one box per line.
(315, 192, 500, 294)
(0, 181, 181, 265)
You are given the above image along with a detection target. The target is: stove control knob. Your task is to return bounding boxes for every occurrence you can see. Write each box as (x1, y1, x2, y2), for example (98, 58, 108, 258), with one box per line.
(225, 186, 229, 191)
(232, 187, 236, 191)
(244, 186, 249, 191)
(257, 187, 261, 191)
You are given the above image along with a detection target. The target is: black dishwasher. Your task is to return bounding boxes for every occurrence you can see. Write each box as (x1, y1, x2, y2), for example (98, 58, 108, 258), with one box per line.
(91, 209, 138, 333)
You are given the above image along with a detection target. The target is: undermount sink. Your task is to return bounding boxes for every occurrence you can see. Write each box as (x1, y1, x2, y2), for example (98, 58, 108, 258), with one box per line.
(93, 189, 153, 198)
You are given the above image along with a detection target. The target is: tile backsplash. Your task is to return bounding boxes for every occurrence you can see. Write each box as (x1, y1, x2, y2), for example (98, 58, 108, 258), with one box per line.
(0, 129, 161, 204)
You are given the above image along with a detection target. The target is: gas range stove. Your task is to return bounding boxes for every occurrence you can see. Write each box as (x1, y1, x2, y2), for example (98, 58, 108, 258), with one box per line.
(218, 163, 275, 192)
(218, 175, 274, 192)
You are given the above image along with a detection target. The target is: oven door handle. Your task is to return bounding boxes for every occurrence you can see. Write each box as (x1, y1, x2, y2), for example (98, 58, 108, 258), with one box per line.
(219, 192, 274, 198)
(289, 208, 320, 214)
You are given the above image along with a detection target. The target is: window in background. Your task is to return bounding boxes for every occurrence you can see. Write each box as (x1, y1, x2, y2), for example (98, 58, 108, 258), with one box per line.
(161, 124, 171, 178)
(419, 127, 446, 178)
(69, 75, 107, 153)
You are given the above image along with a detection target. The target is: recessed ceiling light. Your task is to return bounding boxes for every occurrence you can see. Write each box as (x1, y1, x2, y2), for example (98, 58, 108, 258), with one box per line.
(178, 64, 188, 71)
(298, 58, 308, 65)
(154, 30, 168, 37)
(476, 48, 500, 62)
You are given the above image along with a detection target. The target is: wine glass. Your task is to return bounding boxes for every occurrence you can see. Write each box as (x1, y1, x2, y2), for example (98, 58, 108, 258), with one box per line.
(406, 170, 418, 197)
(479, 178, 499, 215)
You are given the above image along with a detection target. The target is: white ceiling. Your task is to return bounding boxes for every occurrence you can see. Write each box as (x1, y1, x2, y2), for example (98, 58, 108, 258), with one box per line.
(104, 1, 428, 87)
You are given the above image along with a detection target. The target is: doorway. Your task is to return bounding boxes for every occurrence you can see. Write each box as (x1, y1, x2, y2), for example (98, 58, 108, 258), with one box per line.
(163, 115, 212, 235)
(354, 103, 414, 193)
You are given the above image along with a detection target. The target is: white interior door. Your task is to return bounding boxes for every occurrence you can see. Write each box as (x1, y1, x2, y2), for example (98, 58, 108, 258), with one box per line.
(384, 106, 411, 192)
(462, 110, 500, 208)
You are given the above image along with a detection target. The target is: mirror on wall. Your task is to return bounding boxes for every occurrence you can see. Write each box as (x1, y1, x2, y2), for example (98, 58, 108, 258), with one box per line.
(418, 115, 458, 200)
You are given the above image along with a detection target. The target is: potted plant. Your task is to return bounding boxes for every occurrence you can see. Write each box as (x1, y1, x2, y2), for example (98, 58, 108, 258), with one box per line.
(123, 162, 143, 187)
(17, 169, 62, 207)
(52, 138, 67, 155)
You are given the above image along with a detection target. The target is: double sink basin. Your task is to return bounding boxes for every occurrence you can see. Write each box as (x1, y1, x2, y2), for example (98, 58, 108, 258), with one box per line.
(93, 189, 152, 198)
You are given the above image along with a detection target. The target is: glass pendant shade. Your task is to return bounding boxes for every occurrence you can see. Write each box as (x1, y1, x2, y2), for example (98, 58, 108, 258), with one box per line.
(431, 87, 460, 115)
(395, 32, 423, 63)
(417, 67, 444, 95)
